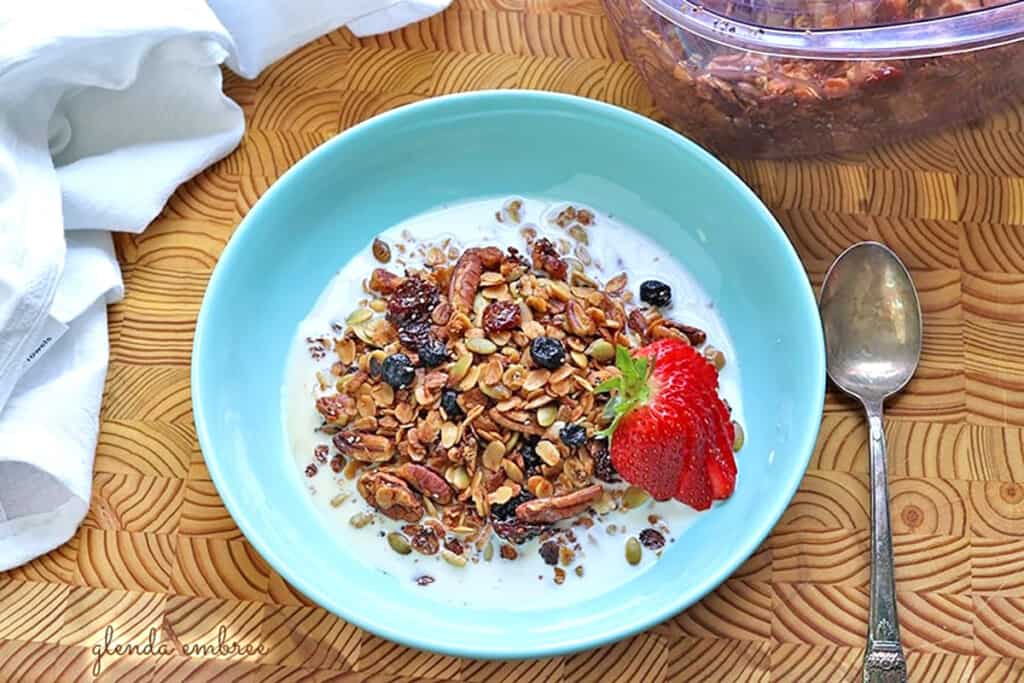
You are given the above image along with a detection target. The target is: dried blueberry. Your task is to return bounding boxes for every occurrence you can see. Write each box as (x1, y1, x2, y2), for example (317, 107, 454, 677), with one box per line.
(520, 438, 543, 475)
(368, 356, 383, 378)
(490, 491, 534, 521)
(559, 423, 587, 448)
(530, 336, 566, 370)
(440, 389, 463, 419)
(418, 336, 449, 367)
(381, 353, 415, 389)
(640, 280, 672, 307)
(539, 541, 559, 566)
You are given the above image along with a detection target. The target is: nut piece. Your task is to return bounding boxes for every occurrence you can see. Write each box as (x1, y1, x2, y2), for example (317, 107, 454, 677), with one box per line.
(516, 484, 603, 524)
(449, 249, 483, 312)
(396, 463, 453, 504)
(358, 471, 423, 522)
(369, 268, 403, 294)
(333, 431, 393, 462)
(531, 238, 568, 280)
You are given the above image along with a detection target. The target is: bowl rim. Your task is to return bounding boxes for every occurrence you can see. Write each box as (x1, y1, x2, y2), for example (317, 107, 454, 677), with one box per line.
(192, 89, 826, 660)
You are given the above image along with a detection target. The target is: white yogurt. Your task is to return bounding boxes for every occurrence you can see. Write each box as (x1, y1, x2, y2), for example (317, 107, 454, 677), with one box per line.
(283, 197, 743, 608)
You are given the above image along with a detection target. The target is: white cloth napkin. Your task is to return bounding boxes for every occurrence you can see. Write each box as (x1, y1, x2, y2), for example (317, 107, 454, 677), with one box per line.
(0, 0, 450, 572)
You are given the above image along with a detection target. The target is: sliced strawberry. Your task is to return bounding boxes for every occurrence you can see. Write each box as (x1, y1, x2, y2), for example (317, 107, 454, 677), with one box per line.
(596, 337, 739, 512)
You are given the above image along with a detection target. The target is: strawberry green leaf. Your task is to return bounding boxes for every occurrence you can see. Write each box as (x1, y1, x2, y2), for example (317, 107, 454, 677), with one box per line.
(593, 345, 654, 442)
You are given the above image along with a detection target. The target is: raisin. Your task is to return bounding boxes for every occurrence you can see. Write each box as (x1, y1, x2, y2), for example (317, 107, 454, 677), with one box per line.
(593, 440, 618, 482)
(482, 300, 522, 334)
(639, 528, 666, 550)
(440, 389, 463, 419)
(490, 491, 534, 521)
(492, 519, 546, 545)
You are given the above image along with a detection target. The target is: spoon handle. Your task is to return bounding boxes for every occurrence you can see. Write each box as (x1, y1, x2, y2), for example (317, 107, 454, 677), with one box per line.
(862, 402, 907, 683)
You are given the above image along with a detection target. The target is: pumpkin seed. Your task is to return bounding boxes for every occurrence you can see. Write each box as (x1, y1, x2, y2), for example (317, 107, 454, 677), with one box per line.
(586, 339, 615, 362)
(536, 440, 561, 466)
(623, 486, 650, 510)
(449, 353, 472, 383)
(387, 532, 411, 555)
(625, 537, 642, 565)
(733, 422, 745, 452)
(482, 441, 506, 470)
(346, 308, 373, 326)
(441, 422, 459, 449)
(372, 238, 391, 263)
(536, 405, 558, 428)
(442, 549, 467, 567)
(349, 512, 373, 528)
(466, 337, 497, 355)
(479, 382, 511, 400)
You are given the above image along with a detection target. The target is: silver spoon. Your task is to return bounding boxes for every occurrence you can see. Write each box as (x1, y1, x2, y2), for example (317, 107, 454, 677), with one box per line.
(819, 242, 921, 683)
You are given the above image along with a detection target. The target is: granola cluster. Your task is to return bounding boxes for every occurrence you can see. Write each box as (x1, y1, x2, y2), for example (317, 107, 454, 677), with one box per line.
(303, 204, 715, 569)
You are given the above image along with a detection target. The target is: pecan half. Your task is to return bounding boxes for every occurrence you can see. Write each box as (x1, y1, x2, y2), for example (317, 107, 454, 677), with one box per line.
(316, 394, 354, 422)
(332, 431, 393, 462)
(369, 268, 403, 294)
(627, 309, 649, 335)
(664, 321, 706, 346)
(396, 463, 453, 504)
(448, 249, 482, 312)
(515, 484, 603, 524)
(531, 238, 567, 280)
(358, 471, 423, 522)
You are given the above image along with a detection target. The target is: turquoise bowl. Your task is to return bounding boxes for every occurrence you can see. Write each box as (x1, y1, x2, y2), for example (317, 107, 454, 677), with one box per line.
(193, 91, 824, 658)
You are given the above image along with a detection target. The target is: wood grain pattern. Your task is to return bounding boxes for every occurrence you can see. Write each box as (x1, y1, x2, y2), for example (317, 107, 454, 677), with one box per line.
(3, 1, 1024, 679)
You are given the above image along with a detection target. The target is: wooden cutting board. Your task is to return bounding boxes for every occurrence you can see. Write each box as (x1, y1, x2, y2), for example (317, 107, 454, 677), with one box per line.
(2, 1, 1024, 680)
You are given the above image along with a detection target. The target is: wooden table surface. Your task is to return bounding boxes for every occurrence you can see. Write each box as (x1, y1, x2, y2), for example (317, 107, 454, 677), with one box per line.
(3, 2, 1024, 680)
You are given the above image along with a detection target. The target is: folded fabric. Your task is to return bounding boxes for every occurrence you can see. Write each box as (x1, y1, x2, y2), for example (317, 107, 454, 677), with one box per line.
(0, 0, 451, 571)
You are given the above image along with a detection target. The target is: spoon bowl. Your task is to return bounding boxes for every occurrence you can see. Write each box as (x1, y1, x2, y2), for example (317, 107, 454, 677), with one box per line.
(820, 242, 922, 403)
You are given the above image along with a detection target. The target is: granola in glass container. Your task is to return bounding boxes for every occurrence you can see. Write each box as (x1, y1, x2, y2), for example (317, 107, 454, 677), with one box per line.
(285, 197, 743, 605)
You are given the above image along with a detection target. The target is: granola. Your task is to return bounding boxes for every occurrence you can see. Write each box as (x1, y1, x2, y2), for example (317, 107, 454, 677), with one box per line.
(288, 198, 743, 591)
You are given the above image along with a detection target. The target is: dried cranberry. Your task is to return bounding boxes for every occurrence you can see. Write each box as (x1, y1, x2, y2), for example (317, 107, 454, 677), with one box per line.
(862, 64, 904, 92)
(482, 300, 522, 334)
(639, 528, 666, 550)
(387, 277, 440, 327)
(397, 319, 432, 351)
(539, 541, 559, 566)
